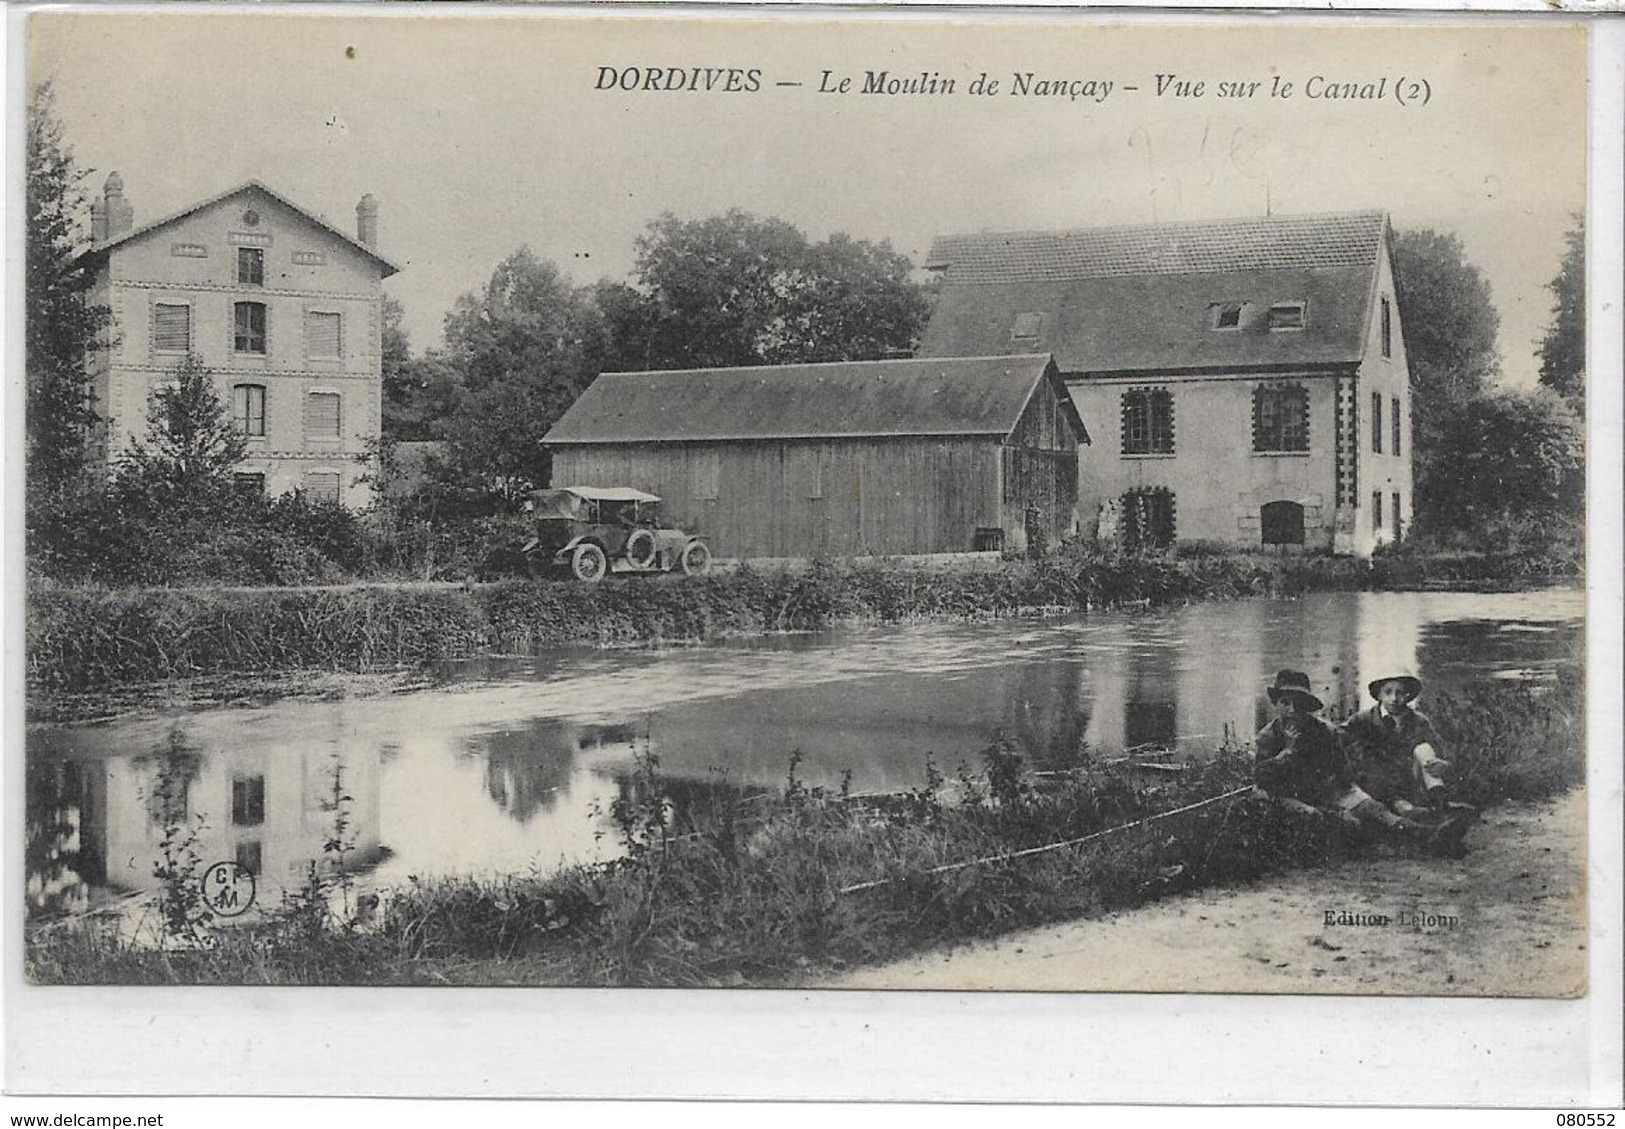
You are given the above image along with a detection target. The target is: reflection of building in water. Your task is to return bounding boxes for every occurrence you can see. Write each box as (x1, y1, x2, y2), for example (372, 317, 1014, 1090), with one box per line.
(997, 661, 1090, 767)
(1352, 591, 1423, 717)
(1079, 597, 1373, 754)
(26, 724, 383, 913)
(614, 663, 1097, 796)
(1083, 620, 1181, 752)
(26, 759, 102, 917)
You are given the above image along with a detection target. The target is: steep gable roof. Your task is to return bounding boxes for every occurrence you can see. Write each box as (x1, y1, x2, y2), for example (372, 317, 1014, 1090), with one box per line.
(919, 211, 1387, 374)
(545, 355, 1086, 445)
(77, 180, 399, 278)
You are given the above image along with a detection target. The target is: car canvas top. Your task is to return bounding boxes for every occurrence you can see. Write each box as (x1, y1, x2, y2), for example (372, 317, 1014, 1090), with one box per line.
(545, 486, 661, 503)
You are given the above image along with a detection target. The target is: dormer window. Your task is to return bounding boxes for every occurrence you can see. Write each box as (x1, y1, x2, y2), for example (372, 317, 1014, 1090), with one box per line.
(1211, 302, 1244, 330)
(1011, 312, 1043, 342)
(1267, 301, 1306, 331)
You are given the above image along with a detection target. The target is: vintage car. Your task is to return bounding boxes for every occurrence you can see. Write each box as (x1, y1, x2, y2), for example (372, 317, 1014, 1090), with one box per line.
(520, 486, 711, 582)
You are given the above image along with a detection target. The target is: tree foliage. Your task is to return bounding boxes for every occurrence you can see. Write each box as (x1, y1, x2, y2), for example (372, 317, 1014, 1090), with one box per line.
(606, 209, 932, 370)
(1410, 389, 1583, 552)
(116, 354, 248, 509)
(381, 295, 461, 443)
(1537, 217, 1585, 405)
(435, 248, 612, 504)
(1391, 228, 1522, 541)
(1391, 228, 1500, 415)
(25, 82, 110, 503)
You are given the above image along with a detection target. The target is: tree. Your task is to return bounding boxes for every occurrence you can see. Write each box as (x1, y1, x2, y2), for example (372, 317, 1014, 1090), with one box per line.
(1412, 389, 1583, 550)
(607, 209, 931, 370)
(1391, 228, 1500, 414)
(1537, 218, 1585, 405)
(380, 295, 461, 443)
(381, 294, 411, 385)
(436, 248, 611, 503)
(25, 82, 110, 503)
(116, 354, 247, 510)
(1391, 229, 1507, 539)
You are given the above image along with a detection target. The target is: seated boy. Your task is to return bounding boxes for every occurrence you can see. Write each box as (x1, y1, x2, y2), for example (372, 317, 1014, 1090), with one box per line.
(1254, 670, 1416, 839)
(1341, 673, 1472, 855)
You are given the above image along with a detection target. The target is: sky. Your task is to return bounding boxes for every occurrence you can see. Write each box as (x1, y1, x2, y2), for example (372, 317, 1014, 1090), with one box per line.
(27, 11, 1588, 389)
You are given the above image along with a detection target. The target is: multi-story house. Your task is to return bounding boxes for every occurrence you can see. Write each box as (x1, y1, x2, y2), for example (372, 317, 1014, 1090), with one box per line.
(78, 175, 399, 506)
(917, 210, 1413, 557)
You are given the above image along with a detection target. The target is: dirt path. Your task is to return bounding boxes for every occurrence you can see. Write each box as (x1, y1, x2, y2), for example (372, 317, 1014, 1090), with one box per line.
(829, 791, 1587, 996)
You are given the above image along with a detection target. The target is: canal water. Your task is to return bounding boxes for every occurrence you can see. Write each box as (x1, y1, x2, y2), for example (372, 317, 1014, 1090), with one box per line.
(26, 588, 1584, 919)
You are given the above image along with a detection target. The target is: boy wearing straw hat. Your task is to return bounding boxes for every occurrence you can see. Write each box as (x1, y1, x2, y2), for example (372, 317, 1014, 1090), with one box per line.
(1342, 674, 1462, 814)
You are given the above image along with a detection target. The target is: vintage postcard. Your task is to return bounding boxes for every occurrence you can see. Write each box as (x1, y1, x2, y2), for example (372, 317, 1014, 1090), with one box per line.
(12, 3, 1609, 1061)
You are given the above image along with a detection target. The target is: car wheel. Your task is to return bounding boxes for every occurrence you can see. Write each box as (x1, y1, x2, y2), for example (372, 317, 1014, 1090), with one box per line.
(679, 540, 711, 576)
(624, 529, 658, 569)
(571, 542, 608, 583)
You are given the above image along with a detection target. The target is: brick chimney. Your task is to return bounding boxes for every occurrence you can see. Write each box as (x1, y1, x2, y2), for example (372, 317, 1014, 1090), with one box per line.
(356, 193, 378, 248)
(97, 172, 134, 241)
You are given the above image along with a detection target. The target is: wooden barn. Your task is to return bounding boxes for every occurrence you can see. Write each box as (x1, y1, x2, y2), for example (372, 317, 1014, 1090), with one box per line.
(543, 354, 1088, 559)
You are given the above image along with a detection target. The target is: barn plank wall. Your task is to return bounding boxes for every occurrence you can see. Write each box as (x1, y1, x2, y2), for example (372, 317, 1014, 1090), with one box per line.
(1001, 377, 1081, 546)
(551, 437, 1004, 559)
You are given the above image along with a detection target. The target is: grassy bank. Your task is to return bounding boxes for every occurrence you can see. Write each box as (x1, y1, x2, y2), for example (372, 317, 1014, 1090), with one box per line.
(27, 545, 1577, 714)
(26, 675, 1583, 986)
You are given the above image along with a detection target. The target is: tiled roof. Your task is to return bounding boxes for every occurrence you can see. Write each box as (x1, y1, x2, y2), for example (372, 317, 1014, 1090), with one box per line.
(917, 211, 1390, 373)
(926, 211, 1385, 284)
(545, 355, 1084, 444)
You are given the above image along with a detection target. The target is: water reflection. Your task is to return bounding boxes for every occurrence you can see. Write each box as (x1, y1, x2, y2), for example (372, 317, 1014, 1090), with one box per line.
(27, 722, 385, 915)
(27, 589, 1583, 916)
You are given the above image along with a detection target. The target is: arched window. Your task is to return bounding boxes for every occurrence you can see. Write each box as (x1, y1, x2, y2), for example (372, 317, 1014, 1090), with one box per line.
(1261, 500, 1305, 546)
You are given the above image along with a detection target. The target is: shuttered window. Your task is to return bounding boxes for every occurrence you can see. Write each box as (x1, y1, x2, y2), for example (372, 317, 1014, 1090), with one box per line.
(303, 471, 341, 503)
(305, 392, 341, 439)
(305, 311, 341, 359)
(1391, 397, 1402, 456)
(153, 303, 191, 352)
(233, 384, 266, 437)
